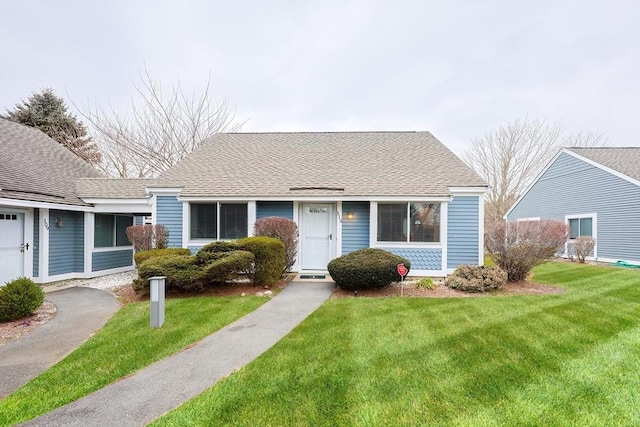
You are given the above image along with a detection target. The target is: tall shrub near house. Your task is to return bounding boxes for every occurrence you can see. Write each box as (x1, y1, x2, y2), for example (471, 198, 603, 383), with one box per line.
(486, 220, 568, 281)
(253, 217, 298, 273)
(237, 236, 286, 286)
(126, 224, 169, 251)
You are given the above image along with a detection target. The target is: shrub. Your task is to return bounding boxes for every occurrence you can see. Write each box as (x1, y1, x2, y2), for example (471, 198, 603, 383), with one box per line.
(328, 248, 411, 291)
(134, 255, 206, 294)
(237, 236, 286, 286)
(253, 217, 298, 273)
(134, 248, 192, 267)
(445, 265, 507, 292)
(570, 236, 596, 264)
(202, 250, 255, 283)
(416, 277, 435, 290)
(0, 277, 44, 322)
(486, 220, 568, 281)
(126, 224, 169, 251)
(195, 241, 241, 265)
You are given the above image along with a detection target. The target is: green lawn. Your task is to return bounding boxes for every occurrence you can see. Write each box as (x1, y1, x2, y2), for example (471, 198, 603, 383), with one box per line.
(153, 262, 640, 426)
(0, 296, 267, 426)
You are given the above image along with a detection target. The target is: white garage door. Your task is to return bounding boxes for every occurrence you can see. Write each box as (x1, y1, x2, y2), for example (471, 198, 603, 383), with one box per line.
(0, 211, 25, 285)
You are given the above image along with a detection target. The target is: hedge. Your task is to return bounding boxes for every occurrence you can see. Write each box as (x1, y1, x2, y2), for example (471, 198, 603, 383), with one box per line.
(134, 248, 192, 267)
(237, 236, 286, 286)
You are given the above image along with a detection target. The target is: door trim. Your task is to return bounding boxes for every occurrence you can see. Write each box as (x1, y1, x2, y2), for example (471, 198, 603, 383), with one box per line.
(0, 207, 33, 283)
(299, 203, 336, 270)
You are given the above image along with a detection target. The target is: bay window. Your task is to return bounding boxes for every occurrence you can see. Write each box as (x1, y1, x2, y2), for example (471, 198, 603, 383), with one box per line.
(377, 203, 440, 243)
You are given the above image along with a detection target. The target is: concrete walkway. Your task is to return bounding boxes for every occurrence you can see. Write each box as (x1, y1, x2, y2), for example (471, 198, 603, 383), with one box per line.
(22, 281, 335, 426)
(0, 287, 120, 398)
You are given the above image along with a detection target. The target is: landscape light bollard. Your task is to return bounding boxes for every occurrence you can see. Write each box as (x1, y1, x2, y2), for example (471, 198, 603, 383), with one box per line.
(149, 276, 166, 328)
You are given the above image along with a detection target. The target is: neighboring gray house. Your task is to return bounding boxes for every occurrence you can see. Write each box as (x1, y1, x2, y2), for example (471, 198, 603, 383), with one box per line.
(146, 132, 488, 276)
(506, 147, 640, 264)
(0, 119, 151, 285)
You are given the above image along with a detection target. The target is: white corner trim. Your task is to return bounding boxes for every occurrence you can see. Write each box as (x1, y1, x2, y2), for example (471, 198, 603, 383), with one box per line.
(336, 201, 343, 257)
(40, 208, 50, 283)
(440, 201, 448, 272)
(478, 195, 485, 266)
(247, 201, 257, 237)
(84, 212, 94, 274)
(182, 201, 190, 248)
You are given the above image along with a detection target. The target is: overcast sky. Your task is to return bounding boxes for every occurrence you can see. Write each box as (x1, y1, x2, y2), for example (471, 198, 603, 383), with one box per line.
(0, 0, 638, 155)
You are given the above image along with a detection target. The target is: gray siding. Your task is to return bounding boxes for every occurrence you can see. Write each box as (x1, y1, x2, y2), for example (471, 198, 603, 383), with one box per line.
(49, 210, 84, 276)
(447, 196, 480, 268)
(93, 249, 134, 272)
(156, 196, 183, 247)
(341, 202, 370, 254)
(134, 215, 144, 225)
(33, 208, 39, 277)
(379, 247, 442, 271)
(507, 152, 640, 262)
(256, 201, 294, 220)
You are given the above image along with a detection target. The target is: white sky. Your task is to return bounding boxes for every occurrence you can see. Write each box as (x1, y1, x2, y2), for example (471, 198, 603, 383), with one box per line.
(0, 0, 638, 155)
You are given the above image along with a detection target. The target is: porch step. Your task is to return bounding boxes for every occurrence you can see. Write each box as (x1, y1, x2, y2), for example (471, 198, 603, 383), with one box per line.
(299, 274, 326, 279)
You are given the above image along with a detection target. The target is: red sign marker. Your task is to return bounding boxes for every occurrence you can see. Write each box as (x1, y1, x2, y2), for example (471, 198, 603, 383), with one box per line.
(397, 263, 408, 277)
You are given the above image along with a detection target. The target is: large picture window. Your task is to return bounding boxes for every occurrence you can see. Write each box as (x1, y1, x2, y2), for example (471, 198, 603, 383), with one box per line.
(190, 203, 248, 240)
(95, 214, 133, 248)
(377, 203, 440, 243)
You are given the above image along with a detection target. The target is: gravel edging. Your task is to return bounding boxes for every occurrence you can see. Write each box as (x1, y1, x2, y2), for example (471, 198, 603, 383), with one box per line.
(42, 271, 137, 293)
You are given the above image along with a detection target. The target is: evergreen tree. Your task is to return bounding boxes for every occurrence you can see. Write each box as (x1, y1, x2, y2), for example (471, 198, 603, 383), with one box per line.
(1, 88, 101, 165)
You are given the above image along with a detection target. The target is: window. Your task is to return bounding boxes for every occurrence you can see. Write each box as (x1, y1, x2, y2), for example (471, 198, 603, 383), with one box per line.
(190, 203, 248, 240)
(95, 214, 133, 248)
(377, 203, 440, 243)
(568, 217, 593, 239)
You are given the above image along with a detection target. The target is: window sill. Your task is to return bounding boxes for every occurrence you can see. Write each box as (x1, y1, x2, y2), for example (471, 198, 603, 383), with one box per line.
(374, 242, 442, 249)
(93, 246, 134, 253)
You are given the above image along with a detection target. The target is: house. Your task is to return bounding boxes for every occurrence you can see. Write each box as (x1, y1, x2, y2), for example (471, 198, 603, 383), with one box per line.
(0, 118, 151, 285)
(506, 147, 640, 264)
(145, 132, 488, 276)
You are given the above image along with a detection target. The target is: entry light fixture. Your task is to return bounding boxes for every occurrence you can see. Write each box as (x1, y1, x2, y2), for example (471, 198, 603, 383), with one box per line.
(55, 217, 64, 228)
(346, 211, 355, 220)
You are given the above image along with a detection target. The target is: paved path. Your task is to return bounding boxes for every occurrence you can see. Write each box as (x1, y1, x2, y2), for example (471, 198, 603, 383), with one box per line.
(0, 287, 120, 398)
(22, 281, 335, 426)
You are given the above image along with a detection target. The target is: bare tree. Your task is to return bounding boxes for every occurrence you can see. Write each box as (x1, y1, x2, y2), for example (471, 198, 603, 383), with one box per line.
(464, 118, 606, 224)
(81, 70, 244, 177)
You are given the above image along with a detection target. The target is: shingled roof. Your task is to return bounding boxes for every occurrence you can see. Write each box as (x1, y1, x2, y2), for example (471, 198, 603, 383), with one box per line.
(76, 178, 154, 199)
(153, 131, 486, 198)
(0, 118, 104, 206)
(567, 147, 640, 182)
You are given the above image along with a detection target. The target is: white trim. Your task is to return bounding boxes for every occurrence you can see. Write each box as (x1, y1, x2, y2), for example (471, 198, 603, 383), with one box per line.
(292, 202, 300, 272)
(146, 187, 183, 195)
(185, 201, 251, 246)
(448, 187, 488, 195)
(440, 201, 448, 272)
(178, 195, 452, 203)
(565, 149, 640, 187)
(590, 256, 640, 265)
(336, 201, 343, 257)
(564, 212, 598, 258)
(372, 201, 444, 245)
(82, 199, 152, 214)
(81, 198, 149, 205)
(247, 201, 257, 237)
(150, 194, 158, 226)
(84, 212, 94, 274)
(92, 245, 134, 253)
(182, 201, 189, 248)
(299, 202, 337, 270)
(40, 208, 50, 283)
(478, 195, 485, 266)
(0, 197, 92, 212)
(369, 202, 378, 247)
(517, 217, 541, 222)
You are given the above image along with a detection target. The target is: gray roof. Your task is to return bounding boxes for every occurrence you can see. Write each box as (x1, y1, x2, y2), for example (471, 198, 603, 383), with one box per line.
(0, 118, 104, 206)
(154, 131, 486, 198)
(567, 147, 640, 182)
(76, 178, 154, 199)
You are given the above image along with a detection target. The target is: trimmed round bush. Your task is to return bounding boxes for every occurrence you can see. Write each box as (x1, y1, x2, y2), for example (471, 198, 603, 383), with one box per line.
(0, 277, 45, 322)
(195, 241, 241, 265)
(237, 236, 286, 286)
(134, 255, 205, 294)
(134, 247, 192, 267)
(445, 265, 507, 292)
(203, 250, 255, 283)
(328, 248, 411, 291)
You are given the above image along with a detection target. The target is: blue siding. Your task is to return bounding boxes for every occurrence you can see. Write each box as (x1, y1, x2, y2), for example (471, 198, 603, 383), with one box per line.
(447, 196, 480, 268)
(156, 196, 183, 247)
(49, 210, 84, 276)
(379, 247, 442, 271)
(507, 152, 640, 262)
(134, 215, 144, 225)
(33, 209, 39, 277)
(256, 202, 294, 220)
(342, 202, 370, 254)
(93, 249, 134, 272)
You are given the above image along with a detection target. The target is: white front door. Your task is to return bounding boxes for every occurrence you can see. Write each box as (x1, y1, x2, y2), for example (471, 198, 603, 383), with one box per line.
(0, 211, 25, 285)
(301, 204, 334, 270)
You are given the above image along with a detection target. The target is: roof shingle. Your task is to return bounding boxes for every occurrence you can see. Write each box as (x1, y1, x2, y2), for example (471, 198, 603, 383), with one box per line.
(567, 147, 640, 182)
(153, 131, 486, 198)
(0, 118, 104, 206)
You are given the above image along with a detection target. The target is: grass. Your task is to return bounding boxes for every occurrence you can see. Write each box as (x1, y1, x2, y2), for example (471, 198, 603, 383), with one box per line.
(153, 262, 640, 426)
(0, 295, 266, 426)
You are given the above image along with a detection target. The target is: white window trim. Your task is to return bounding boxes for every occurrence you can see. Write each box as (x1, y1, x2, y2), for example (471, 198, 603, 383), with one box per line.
(94, 213, 134, 250)
(371, 201, 444, 246)
(517, 217, 541, 222)
(186, 201, 253, 246)
(564, 212, 598, 259)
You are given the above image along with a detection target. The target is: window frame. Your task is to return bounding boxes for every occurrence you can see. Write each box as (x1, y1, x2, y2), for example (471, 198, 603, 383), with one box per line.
(94, 214, 134, 249)
(564, 212, 597, 259)
(188, 202, 249, 242)
(375, 202, 442, 245)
